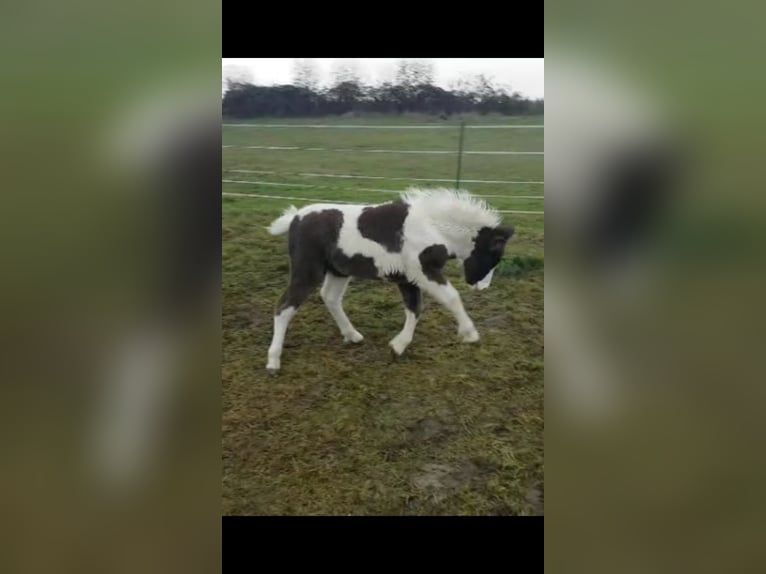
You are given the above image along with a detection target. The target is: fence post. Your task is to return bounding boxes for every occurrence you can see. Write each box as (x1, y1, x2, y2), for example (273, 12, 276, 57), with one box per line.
(455, 121, 466, 189)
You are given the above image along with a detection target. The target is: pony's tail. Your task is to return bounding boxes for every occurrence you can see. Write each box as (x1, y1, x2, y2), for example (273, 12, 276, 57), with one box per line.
(267, 205, 299, 235)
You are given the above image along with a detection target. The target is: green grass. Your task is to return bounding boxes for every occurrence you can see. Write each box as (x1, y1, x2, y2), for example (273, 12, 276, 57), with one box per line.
(497, 255, 545, 279)
(222, 114, 543, 515)
(222, 123, 544, 153)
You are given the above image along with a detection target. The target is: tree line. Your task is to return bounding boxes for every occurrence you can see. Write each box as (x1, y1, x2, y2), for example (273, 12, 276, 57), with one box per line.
(222, 60, 543, 118)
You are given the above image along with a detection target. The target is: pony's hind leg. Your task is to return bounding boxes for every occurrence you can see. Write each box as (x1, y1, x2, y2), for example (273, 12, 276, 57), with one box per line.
(266, 260, 324, 373)
(320, 273, 363, 343)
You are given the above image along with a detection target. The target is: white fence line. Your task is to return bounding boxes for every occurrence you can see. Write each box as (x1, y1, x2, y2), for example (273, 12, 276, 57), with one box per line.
(227, 145, 543, 156)
(223, 124, 544, 129)
(223, 179, 405, 196)
(222, 120, 544, 215)
(222, 179, 543, 199)
(222, 192, 350, 204)
(222, 191, 543, 215)
(225, 168, 544, 186)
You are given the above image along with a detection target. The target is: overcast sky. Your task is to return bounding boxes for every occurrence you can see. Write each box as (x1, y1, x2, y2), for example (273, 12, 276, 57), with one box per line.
(222, 58, 544, 98)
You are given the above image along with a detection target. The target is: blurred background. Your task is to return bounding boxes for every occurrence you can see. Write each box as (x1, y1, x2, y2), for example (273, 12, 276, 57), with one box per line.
(0, 1, 220, 572)
(546, 2, 766, 572)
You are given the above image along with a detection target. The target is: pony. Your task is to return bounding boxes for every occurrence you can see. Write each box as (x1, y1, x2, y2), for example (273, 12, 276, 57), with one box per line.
(265, 188, 514, 372)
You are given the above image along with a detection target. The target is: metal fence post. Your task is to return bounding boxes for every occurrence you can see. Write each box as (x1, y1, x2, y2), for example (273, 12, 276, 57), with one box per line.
(455, 121, 466, 189)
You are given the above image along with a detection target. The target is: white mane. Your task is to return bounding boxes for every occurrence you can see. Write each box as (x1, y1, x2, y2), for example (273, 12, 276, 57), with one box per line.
(401, 187, 501, 236)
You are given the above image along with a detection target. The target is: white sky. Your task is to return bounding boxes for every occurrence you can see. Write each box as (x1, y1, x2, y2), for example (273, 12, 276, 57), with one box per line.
(222, 58, 544, 98)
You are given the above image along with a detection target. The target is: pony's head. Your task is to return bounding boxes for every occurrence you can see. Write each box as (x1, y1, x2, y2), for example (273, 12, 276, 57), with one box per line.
(464, 225, 515, 290)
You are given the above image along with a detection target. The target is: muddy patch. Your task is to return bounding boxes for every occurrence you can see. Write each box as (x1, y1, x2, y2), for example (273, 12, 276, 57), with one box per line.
(406, 416, 455, 442)
(411, 460, 487, 503)
(380, 414, 456, 461)
(294, 381, 329, 408)
(412, 462, 480, 490)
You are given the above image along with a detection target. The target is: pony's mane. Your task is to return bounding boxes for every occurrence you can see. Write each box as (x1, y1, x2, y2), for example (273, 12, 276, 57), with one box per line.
(400, 187, 500, 234)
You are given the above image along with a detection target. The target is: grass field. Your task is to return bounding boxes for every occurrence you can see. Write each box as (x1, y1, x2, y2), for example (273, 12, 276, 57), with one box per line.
(222, 114, 544, 515)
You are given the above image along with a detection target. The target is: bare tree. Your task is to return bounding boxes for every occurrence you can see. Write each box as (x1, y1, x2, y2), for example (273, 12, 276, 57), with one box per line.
(222, 64, 253, 92)
(410, 60, 434, 85)
(395, 60, 414, 86)
(395, 59, 434, 86)
(449, 77, 470, 93)
(291, 59, 319, 90)
(471, 74, 499, 96)
(330, 59, 361, 86)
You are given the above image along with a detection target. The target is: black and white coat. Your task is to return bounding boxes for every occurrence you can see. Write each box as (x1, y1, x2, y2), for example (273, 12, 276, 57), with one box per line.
(265, 188, 514, 372)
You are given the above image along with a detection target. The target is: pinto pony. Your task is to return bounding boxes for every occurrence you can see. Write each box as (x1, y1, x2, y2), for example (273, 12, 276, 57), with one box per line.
(265, 188, 514, 372)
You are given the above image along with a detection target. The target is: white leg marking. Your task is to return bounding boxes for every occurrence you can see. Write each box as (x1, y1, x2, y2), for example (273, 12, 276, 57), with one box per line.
(320, 274, 363, 343)
(267, 306, 297, 371)
(421, 281, 479, 342)
(389, 309, 419, 355)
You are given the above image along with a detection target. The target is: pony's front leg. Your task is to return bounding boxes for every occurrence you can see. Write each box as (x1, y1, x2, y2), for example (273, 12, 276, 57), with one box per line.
(411, 246, 479, 342)
(420, 279, 479, 342)
(389, 280, 422, 355)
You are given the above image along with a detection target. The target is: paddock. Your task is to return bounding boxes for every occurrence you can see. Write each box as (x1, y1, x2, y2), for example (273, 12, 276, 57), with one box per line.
(222, 114, 543, 515)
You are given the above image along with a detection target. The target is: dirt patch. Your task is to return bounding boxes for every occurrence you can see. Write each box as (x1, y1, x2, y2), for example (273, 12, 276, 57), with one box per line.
(380, 414, 457, 461)
(412, 462, 479, 489)
(294, 381, 329, 409)
(411, 460, 489, 502)
(406, 416, 455, 442)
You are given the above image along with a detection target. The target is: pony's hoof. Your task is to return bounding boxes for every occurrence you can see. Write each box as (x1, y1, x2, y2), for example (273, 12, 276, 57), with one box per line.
(266, 368, 279, 376)
(343, 330, 364, 343)
(389, 336, 409, 356)
(459, 328, 480, 343)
